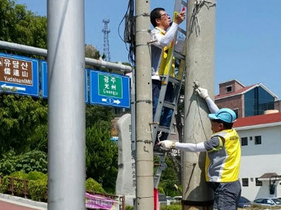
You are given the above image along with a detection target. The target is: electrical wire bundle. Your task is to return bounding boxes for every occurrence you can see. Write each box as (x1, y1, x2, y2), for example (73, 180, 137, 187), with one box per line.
(118, 0, 136, 66)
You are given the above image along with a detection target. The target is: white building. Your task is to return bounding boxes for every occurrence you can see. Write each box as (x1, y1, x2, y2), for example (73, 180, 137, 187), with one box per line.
(234, 111, 281, 201)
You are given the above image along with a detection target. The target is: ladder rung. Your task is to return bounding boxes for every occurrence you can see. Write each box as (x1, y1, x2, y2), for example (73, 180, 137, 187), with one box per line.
(153, 150, 166, 156)
(163, 101, 176, 109)
(158, 126, 170, 133)
(181, 0, 187, 7)
(174, 51, 185, 60)
(168, 76, 181, 85)
(178, 27, 186, 35)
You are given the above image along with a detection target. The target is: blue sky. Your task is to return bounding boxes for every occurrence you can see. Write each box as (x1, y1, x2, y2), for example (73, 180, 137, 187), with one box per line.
(14, 0, 281, 98)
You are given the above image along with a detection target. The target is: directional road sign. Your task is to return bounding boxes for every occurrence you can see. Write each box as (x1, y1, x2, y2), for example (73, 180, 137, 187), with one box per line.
(0, 53, 39, 97)
(89, 70, 130, 108)
(41, 61, 88, 103)
(41, 61, 48, 98)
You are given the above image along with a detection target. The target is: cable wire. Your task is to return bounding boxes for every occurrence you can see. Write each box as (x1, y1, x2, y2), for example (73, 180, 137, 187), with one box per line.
(118, 0, 136, 66)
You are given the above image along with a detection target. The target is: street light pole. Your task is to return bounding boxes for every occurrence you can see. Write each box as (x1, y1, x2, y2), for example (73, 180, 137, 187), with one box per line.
(47, 0, 86, 209)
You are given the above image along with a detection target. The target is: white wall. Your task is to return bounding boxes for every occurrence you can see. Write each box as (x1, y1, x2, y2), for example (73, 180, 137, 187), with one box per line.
(236, 124, 281, 201)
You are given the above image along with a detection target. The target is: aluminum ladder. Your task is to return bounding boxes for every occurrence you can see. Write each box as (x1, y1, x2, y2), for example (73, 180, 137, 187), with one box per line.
(153, 0, 188, 188)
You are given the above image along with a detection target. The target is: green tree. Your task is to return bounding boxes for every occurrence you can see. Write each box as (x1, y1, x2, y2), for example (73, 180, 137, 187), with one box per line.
(0, 0, 119, 193)
(85, 44, 101, 60)
(0, 149, 47, 176)
(0, 94, 48, 155)
(86, 120, 118, 193)
(85, 177, 105, 193)
(0, 0, 47, 49)
(158, 157, 181, 197)
(86, 104, 114, 128)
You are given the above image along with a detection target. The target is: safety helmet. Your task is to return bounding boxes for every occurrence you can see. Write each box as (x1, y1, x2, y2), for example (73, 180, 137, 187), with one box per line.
(208, 108, 236, 123)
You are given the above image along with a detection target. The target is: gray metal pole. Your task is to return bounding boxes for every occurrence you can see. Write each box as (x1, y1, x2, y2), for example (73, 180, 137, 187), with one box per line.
(135, 0, 154, 210)
(183, 0, 216, 209)
(47, 0, 85, 210)
(0, 41, 132, 73)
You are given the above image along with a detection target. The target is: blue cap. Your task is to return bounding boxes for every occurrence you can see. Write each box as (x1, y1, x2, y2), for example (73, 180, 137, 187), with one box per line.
(208, 108, 236, 123)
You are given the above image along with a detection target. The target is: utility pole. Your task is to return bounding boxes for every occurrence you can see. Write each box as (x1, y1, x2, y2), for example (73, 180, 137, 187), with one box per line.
(135, 0, 154, 210)
(183, 0, 216, 209)
(47, 0, 85, 209)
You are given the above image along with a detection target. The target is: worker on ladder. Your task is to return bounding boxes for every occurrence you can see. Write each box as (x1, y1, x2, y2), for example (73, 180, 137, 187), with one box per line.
(158, 87, 242, 210)
(150, 7, 185, 141)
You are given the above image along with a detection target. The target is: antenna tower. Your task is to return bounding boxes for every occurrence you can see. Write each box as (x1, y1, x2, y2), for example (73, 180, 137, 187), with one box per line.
(102, 19, 111, 61)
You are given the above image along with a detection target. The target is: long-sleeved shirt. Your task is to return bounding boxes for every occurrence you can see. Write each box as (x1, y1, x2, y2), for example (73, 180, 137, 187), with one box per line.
(151, 23, 178, 80)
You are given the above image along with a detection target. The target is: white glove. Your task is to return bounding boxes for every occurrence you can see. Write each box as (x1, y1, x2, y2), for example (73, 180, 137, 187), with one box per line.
(195, 87, 209, 99)
(158, 140, 175, 150)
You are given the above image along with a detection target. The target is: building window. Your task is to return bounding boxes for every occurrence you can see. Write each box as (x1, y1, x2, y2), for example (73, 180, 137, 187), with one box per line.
(250, 136, 253, 140)
(241, 137, 248, 146)
(226, 86, 232, 93)
(242, 178, 249, 187)
(244, 87, 275, 117)
(256, 178, 262, 186)
(255, 136, 262, 145)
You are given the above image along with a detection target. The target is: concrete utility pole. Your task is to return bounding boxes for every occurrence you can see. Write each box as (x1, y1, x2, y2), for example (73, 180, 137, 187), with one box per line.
(47, 0, 85, 209)
(183, 0, 216, 209)
(135, 0, 154, 210)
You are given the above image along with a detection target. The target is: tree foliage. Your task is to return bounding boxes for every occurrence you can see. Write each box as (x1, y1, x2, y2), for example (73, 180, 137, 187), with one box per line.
(0, 0, 47, 49)
(158, 157, 181, 197)
(0, 149, 47, 176)
(86, 104, 114, 128)
(0, 0, 119, 194)
(0, 94, 48, 154)
(86, 121, 118, 193)
(85, 177, 105, 193)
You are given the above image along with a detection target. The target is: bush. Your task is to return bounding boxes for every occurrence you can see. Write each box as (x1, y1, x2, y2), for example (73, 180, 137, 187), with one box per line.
(125, 205, 134, 210)
(28, 176, 48, 202)
(0, 175, 10, 193)
(85, 177, 105, 193)
(15, 151, 47, 174)
(0, 150, 18, 176)
(1, 171, 108, 203)
(10, 171, 28, 179)
(160, 204, 182, 210)
(27, 171, 47, 181)
(9, 171, 28, 196)
(0, 150, 47, 176)
(27, 171, 48, 201)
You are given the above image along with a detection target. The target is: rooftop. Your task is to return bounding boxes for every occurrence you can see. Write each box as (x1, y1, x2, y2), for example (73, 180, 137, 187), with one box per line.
(234, 112, 281, 128)
(215, 85, 255, 100)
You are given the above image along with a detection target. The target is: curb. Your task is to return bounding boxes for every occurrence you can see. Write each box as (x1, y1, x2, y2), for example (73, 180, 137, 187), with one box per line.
(0, 193, 47, 210)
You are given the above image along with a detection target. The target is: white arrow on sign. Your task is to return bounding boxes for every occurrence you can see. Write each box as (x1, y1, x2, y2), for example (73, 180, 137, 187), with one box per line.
(102, 98, 108, 103)
(113, 99, 121, 105)
(1, 84, 26, 91)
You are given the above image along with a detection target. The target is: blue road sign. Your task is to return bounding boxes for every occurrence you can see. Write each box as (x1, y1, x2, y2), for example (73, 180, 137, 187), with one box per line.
(41, 61, 89, 103)
(89, 70, 130, 108)
(41, 61, 47, 98)
(0, 53, 39, 97)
